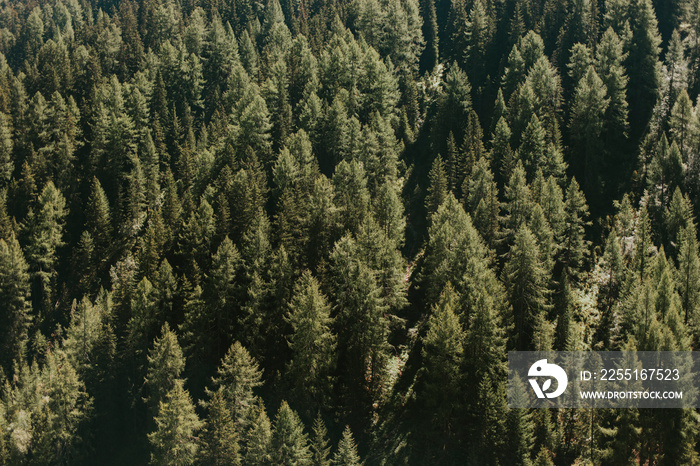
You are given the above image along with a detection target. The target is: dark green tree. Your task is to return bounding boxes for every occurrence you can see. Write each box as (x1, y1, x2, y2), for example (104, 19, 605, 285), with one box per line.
(242, 403, 272, 465)
(148, 379, 203, 465)
(332, 426, 361, 466)
(626, 0, 662, 142)
(286, 271, 336, 413)
(0, 233, 31, 371)
(417, 284, 465, 439)
(209, 342, 263, 425)
(504, 225, 550, 350)
(144, 323, 186, 417)
(199, 389, 241, 466)
(271, 401, 311, 465)
(23, 181, 67, 326)
(677, 224, 700, 324)
(559, 178, 591, 280)
(569, 66, 608, 205)
(310, 413, 331, 466)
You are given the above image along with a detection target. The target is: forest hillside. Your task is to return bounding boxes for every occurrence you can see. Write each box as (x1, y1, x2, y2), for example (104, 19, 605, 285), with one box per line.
(0, 0, 699, 464)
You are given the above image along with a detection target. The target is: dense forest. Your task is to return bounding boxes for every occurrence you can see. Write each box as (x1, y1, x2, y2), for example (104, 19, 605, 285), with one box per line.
(0, 0, 700, 463)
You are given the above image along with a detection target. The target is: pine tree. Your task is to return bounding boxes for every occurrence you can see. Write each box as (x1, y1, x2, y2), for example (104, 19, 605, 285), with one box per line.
(465, 0, 492, 94)
(0, 233, 31, 371)
(597, 232, 626, 348)
(182, 236, 240, 370)
(144, 323, 186, 417)
(31, 349, 93, 464)
(0, 192, 12, 240)
(425, 155, 448, 218)
(504, 225, 550, 351)
(464, 290, 507, 385)
(445, 132, 458, 191)
(124, 277, 158, 379)
(23, 181, 67, 326)
(330, 236, 389, 410)
(63, 292, 117, 392)
(653, 248, 676, 322)
(505, 376, 535, 465)
(465, 156, 500, 246)
(569, 66, 609, 206)
(85, 176, 112, 257)
(647, 135, 683, 207)
(210, 342, 263, 424)
(567, 43, 593, 89)
(626, 0, 662, 142)
(633, 204, 654, 279)
(554, 275, 574, 350)
(559, 178, 591, 280)
(492, 117, 515, 184)
(501, 161, 534, 246)
(152, 259, 178, 325)
(523, 56, 562, 144)
(242, 403, 272, 465)
(0, 112, 13, 190)
(420, 0, 439, 72)
(418, 284, 465, 437)
(664, 187, 694, 248)
(199, 389, 241, 466)
(432, 63, 473, 156)
(271, 401, 312, 465)
(421, 192, 505, 314)
(474, 373, 508, 463)
(286, 271, 336, 412)
(355, 217, 408, 313)
(677, 224, 700, 324)
(661, 29, 689, 126)
(332, 426, 361, 466)
(310, 413, 331, 466)
(148, 379, 203, 465)
(332, 160, 371, 234)
(519, 114, 547, 181)
(502, 45, 526, 100)
(669, 89, 695, 160)
(596, 27, 630, 194)
(374, 181, 406, 250)
(534, 447, 555, 466)
(458, 110, 486, 189)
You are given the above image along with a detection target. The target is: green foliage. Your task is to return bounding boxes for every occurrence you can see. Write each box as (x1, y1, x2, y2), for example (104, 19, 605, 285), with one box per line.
(23, 181, 67, 324)
(0, 113, 13, 190)
(504, 225, 550, 351)
(560, 177, 591, 280)
(85, 176, 112, 256)
(465, 156, 500, 246)
(210, 342, 263, 424)
(418, 284, 465, 436)
(330, 236, 389, 409)
(271, 401, 312, 465)
(182, 236, 241, 369)
(145, 323, 186, 417)
(310, 413, 331, 466)
(199, 389, 241, 465)
(569, 66, 609, 205)
(242, 403, 273, 465)
(677, 224, 700, 325)
(333, 426, 361, 466)
(286, 271, 336, 413)
(0, 234, 31, 371)
(626, 0, 662, 140)
(148, 379, 203, 465)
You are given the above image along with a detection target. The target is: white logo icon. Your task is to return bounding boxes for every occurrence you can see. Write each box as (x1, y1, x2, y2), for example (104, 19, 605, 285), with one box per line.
(528, 359, 568, 399)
